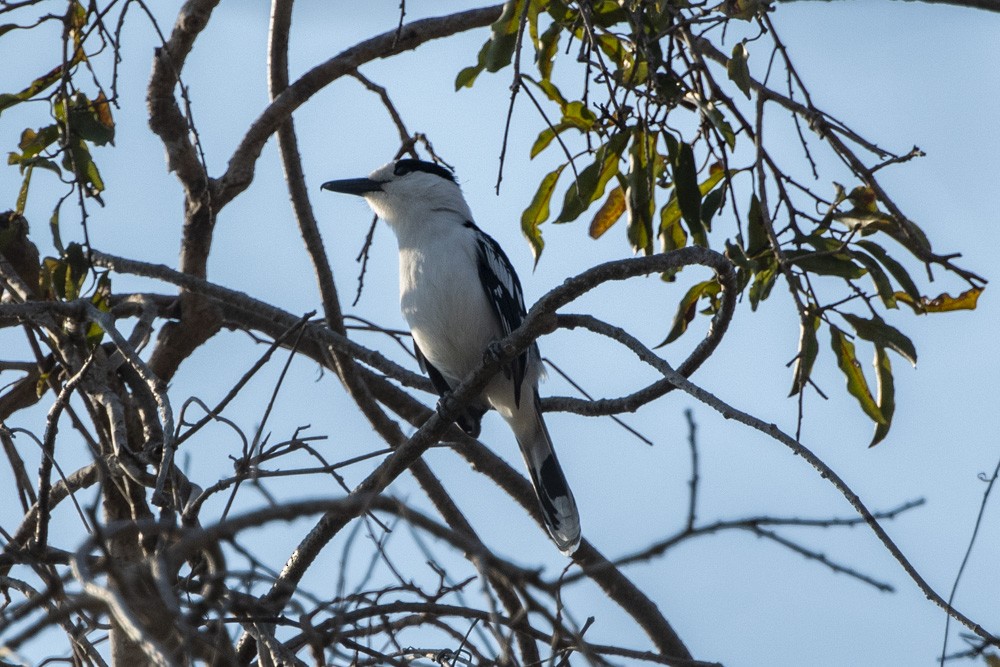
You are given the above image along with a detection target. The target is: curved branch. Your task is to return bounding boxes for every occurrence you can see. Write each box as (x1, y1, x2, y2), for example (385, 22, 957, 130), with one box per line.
(216, 5, 503, 207)
(266, 0, 405, 478)
(91, 246, 734, 661)
(555, 301, 1000, 648)
(147, 0, 218, 200)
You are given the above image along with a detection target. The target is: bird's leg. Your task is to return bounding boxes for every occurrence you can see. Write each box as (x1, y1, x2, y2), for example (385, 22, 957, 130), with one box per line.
(435, 391, 462, 425)
(483, 339, 513, 381)
(483, 339, 507, 366)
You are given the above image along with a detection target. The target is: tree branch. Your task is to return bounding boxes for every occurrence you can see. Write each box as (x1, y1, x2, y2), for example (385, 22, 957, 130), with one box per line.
(217, 5, 503, 207)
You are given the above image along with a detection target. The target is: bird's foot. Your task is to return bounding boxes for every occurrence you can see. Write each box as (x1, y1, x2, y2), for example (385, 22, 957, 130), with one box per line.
(483, 340, 506, 366)
(436, 393, 460, 424)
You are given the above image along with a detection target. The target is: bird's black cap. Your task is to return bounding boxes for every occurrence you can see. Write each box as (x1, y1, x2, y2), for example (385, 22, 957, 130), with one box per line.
(393, 159, 456, 183)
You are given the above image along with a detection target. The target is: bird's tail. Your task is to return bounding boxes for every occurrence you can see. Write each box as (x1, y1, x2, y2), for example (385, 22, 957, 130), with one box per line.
(511, 393, 581, 555)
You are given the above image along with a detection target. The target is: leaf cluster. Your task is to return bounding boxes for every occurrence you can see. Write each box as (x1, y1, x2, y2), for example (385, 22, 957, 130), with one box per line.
(457, 0, 986, 444)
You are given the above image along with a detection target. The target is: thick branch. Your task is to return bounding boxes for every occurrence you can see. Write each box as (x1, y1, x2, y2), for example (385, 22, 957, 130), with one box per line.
(147, 0, 218, 200)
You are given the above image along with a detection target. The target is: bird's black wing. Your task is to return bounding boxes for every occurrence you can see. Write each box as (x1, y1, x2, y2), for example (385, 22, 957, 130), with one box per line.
(470, 222, 531, 408)
(414, 342, 453, 397)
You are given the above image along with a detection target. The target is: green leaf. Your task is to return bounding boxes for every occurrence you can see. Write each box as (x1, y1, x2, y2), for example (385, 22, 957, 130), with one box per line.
(66, 137, 105, 199)
(789, 313, 819, 396)
(663, 132, 679, 162)
(11, 124, 60, 165)
(530, 123, 566, 158)
(853, 250, 897, 308)
(589, 185, 625, 240)
(625, 130, 656, 256)
(69, 92, 115, 146)
(62, 242, 89, 300)
(841, 313, 917, 366)
(785, 249, 866, 280)
(594, 32, 627, 65)
(590, 0, 627, 27)
(536, 22, 560, 80)
(746, 194, 768, 257)
(659, 162, 726, 247)
(701, 185, 725, 231)
(529, 102, 595, 158)
(673, 142, 704, 243)
(545, 0, 574, 22)
(830, 326, 886, 425)
(561, 100, 596, 130)
(748, 259, 777, 311)
(725, 0, 767, 20)
(484, 0, 524, 72)
(15, 165, 32, 215)
(556, 132, 627, 223)
(657, 279, 721, 347)
(526, 0, 541, 50)
(0, 64, 64, 116)
(659, 203, 688, 259)
(86, 273, 111, 348)
(727, 42, 752, 100)
(521, 164, 565, 264)
(43, 243, 90, 301)
(523, 74, 567, 107)
(855, 240, 920, 303)
(50, 201, 64, 254)
(704, 103, 736, 150)
(454, 0, 524, 89)
(455, 63, 484, 90)
(869, 346, 895, 447)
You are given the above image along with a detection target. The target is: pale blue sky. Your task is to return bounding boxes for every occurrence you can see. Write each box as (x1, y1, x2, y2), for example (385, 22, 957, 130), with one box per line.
(1, 2, 999, 665)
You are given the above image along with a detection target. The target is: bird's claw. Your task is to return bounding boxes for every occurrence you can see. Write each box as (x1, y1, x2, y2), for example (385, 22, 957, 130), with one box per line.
(483, 340, 505, 366)
(436, 393, 459, 423)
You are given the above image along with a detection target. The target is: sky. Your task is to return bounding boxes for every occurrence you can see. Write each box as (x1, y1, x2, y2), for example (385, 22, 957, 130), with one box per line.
(1, 1, 999, 665)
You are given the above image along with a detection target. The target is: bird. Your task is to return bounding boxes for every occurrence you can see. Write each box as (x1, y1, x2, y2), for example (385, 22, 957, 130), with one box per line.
(322, 158, 581, 554)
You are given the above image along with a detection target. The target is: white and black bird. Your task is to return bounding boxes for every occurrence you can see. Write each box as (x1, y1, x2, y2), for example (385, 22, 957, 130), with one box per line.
(322, 158, 581, 554)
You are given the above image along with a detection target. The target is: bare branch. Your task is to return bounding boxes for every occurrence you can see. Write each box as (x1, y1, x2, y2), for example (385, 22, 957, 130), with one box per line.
(217, 5, 504, 207)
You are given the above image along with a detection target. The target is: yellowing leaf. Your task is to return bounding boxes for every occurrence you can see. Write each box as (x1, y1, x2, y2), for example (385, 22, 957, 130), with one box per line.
(830, 326, 886, 426)
(895, 287, 983, 314)
(589, 185, 625, 239)
(557, 132, 627, 223)
(521, 164, 565, 264)
(847, 185, 878, 213)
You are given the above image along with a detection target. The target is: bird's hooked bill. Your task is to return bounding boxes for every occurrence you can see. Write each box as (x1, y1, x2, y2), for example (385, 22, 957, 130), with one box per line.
(321, 178, 382, 196)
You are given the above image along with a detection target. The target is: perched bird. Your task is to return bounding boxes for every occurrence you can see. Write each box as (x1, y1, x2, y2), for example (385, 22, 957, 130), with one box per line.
(322, 159, 581, 554)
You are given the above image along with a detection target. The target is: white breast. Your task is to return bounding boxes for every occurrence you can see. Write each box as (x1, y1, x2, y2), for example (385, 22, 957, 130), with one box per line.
(397, 227, 499, 385)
